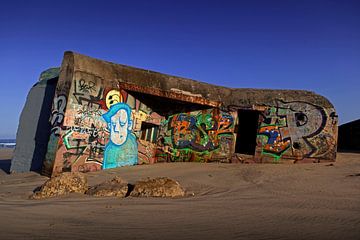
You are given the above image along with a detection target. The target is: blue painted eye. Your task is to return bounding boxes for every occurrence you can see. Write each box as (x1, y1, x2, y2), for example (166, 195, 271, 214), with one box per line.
(119, 120, 126, 126)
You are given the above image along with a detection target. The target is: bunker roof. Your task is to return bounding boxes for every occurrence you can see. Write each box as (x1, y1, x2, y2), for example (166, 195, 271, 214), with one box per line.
(60, 51, 334, 109)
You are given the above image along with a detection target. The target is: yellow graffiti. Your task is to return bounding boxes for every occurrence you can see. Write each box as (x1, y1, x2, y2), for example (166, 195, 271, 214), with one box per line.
(105, 90, 122, 109)
(132, 110, 148, 131)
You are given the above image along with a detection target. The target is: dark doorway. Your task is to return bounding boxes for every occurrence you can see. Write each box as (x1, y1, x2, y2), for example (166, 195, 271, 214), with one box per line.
(235, 110, 260, 155)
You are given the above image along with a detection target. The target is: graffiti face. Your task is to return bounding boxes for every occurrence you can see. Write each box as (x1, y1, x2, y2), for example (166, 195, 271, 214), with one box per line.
(105, 90, 122, 109)
(109, 108, 132, 145)
(102, 102, 137, 169)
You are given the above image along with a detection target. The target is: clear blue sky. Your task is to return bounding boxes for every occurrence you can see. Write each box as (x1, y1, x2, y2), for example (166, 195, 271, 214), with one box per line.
(0, 0, 359, 139)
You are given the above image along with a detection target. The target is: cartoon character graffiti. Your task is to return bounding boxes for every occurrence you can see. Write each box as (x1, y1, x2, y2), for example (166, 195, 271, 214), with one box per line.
(105, 89, 122, 109)
(102, 102, 138, 169)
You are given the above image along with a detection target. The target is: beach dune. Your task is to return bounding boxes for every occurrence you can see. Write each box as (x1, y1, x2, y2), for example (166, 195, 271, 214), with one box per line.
(0, 149, 359, 240)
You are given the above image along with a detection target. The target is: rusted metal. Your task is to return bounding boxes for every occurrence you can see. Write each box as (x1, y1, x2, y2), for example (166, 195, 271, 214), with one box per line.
(118, 81, 222, 108)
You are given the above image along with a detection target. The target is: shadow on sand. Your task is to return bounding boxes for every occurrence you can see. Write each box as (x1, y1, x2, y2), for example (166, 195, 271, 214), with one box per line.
(0, 159, 11, 174)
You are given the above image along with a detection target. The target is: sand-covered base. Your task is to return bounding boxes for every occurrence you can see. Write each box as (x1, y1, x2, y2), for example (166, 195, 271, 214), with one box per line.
(0, 149, 359, 240)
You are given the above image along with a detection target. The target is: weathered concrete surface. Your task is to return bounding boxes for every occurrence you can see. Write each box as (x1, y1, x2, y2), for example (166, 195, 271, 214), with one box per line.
(86, 176, 128, 197)
(30, 172, 87, 199)
(39, 67, 60, 82)
(11, 68, 59, 173)
(130, 177, 185, 198)
(42, 56, 74, 176)
(68, 51, 334, 109)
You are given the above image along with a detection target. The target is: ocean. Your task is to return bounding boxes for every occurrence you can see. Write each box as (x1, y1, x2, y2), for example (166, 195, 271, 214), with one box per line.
(0, 139, 16, 149)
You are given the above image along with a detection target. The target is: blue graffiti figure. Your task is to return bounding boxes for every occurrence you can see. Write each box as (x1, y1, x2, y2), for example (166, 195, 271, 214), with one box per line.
(102, 103, 138, 169)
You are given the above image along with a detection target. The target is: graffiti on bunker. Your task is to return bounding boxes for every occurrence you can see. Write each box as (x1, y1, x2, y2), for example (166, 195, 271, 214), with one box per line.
(102, 102, 138, 169)
(50, 95, 67, 136)
(41, 63, 337, 176)
(257, 100, 337, 161)
(44, 71, 166, 175)
(105, 89, 122, 109)
(156, 109, 236, 162)
(72, 77, 104, 108)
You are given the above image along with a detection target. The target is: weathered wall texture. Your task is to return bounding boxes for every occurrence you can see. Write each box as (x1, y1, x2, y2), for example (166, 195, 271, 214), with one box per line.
(41, 51, 338, 176)
(11, 68, 59, 173)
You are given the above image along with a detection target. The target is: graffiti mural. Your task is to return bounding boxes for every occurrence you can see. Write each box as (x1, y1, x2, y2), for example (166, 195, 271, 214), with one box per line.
(102, 102, 138, 168)
(256, 100, 337, 161)
(44, 67, 338, 176)
(258, 125, 291, 160)
(157, 109, 236, 162)
(46, 69, 168, 174)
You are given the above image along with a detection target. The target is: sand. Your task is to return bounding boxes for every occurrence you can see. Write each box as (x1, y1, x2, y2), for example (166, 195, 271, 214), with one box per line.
(0, 149, 359, 240)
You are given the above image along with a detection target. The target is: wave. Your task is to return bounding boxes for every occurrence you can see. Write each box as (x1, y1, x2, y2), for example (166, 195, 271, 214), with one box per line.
(0, 139, 16, 148)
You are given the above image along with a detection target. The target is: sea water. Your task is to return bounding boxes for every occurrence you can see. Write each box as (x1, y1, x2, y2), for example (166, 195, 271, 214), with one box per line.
(0, 139, 16, 149)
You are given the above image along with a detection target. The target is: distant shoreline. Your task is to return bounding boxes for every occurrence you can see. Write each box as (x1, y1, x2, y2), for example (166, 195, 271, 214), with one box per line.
(0, 139, 16, 149)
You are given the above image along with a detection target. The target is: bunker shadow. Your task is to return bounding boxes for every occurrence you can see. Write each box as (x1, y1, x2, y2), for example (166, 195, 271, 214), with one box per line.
(0, 159, 11, 174)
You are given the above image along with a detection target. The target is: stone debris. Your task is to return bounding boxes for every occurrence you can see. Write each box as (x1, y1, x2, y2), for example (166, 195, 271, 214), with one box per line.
(30, 174, 186, 199)
(86, 176, 128, 197)
(130, 177, 185, 198)
(30, 172, 88, 199)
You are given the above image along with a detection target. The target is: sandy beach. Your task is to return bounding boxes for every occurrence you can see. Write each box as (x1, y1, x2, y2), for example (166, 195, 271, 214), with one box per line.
(0, 149, 359, 240)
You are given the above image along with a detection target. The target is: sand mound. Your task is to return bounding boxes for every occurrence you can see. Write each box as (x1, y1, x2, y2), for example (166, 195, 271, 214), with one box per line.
(130, 177, 185, 198)
(30, 172, 88, 199)
(86, 176, 128, 197)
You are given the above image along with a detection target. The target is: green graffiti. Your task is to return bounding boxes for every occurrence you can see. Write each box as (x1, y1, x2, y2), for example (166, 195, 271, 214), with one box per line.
(157, 109, 235, 162)
(63, 130, 87, 163)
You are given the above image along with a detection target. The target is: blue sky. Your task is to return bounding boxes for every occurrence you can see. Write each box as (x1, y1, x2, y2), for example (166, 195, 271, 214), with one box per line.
(0, 0, 359, 139)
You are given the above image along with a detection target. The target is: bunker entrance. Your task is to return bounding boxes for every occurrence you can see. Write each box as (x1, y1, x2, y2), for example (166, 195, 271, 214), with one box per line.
(126, 90, 211, 117)
(235, 109, 260, 155)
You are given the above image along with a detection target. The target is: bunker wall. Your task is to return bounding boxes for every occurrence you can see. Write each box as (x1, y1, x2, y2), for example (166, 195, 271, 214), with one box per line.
(41, 52, 338, 176)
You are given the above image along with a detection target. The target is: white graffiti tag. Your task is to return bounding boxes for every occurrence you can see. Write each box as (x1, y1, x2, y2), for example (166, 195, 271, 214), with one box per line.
(50, 95, 67, 136)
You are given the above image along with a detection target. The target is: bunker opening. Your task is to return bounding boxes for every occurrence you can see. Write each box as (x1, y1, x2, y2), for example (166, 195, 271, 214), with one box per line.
(126, 90, 213, 116)
(235, 109, 260, 155)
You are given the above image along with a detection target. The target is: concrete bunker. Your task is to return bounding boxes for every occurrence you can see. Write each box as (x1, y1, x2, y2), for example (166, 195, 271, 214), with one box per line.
(11, 51, 338, 176)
